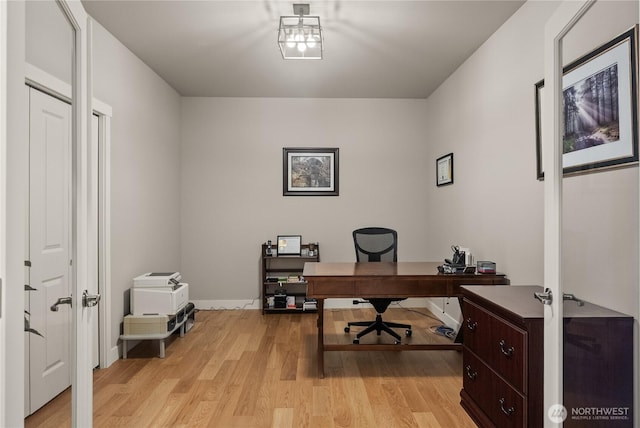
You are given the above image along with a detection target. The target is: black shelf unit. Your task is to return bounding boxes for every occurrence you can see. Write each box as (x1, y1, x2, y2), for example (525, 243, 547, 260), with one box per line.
(261, 243, 319, 314)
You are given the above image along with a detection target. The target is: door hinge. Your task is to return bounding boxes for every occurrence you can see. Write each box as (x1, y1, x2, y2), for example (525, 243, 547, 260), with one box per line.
(24, 260, 31, 267)
(69, 259, 73, 266)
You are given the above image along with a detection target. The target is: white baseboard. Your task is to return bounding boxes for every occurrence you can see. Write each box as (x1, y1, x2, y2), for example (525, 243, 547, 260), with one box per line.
(191, 296, 459, 332)
(192, 299, 261, 310)
(106, 346, 120, 367)
(192, 298, 434, 311)
(424, 298, 461, 330)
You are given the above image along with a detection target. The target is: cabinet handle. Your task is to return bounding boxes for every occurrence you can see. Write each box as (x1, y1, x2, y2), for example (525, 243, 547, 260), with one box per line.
(499, 339, 514, 357)
(465, 365, 477, 380)
(466, 318, 477, 331)
(499, 397, 515, 416)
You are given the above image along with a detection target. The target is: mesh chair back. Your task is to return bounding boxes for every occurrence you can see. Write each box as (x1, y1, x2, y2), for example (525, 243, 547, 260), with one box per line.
(353, 227, 398, 263)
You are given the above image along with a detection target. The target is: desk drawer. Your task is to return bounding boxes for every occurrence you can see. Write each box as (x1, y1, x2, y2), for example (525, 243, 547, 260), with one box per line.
(357, 279, 449, 297)
(307, 279, 355, 297)
(463, 300, 527, 392)
(463, 348, 526, 427)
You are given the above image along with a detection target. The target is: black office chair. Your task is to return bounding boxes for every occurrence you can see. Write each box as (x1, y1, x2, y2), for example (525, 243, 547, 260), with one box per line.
(344, 227, 412, 344)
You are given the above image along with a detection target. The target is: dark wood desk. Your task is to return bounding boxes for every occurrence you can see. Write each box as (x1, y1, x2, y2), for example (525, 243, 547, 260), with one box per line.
(303, 261, 509, 377)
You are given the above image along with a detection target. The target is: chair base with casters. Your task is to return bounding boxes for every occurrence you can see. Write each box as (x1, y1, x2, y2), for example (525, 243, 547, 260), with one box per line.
(344, 298, 412, 344)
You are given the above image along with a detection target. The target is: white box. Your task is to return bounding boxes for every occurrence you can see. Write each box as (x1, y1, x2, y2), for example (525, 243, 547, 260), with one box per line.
(133, 272, 182, 288)
(124, 314, 173, 335)
(131, 283, 189, 315)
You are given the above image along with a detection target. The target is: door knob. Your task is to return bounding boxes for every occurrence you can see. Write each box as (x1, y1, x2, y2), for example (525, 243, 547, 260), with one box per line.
(83, 290, 101, 308)
(51, 296, 72, 311)
(534, 288, 552, 305)
(563, 293, 584, 306)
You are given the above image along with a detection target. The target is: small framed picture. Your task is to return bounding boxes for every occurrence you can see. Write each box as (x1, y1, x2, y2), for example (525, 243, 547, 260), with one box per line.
(277, 235, 301, 255)
(283, 148, 339, 196)
(436, 153, 454, 186)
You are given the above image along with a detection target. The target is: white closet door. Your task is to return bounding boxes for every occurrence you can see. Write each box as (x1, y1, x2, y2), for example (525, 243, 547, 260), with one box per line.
(27, 87, 72, 413)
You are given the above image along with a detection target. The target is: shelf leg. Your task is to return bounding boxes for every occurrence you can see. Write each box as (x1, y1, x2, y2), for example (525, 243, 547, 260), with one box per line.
(317, 298, 325, 378)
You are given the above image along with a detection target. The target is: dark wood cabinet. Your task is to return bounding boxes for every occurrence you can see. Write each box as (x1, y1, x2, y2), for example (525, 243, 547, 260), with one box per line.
(460, 285, 633, 428)
(261, 243, 319, 314)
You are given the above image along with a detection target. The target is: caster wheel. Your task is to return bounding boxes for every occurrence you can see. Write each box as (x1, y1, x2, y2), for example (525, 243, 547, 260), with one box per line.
(344, 326, 350, 333)
(394, 340, 401, 345)
(406, 329, 412, 337)
(353, 338, 360, 344)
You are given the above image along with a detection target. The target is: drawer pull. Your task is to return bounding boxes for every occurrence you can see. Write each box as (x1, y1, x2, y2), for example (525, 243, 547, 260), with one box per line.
(466, 318, 477, 331)
(465, 365, 478, 380)
(499, 339, 514, 357)
(499, 397, 515, 416)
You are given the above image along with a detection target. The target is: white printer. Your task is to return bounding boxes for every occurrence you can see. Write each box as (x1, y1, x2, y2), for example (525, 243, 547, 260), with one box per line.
(131, 272, 189, 315)
(133, 272, 182, 288)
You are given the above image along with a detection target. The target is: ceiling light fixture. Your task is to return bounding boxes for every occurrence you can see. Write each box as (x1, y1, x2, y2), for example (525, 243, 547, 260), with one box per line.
(278, 4, 323, 60)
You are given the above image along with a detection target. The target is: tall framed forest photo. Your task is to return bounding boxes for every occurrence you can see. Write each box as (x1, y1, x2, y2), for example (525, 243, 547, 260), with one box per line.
(535, 27, 638, 178)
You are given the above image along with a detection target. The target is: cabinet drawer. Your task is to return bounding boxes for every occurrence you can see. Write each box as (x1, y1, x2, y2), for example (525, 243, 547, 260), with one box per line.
(463, 300, 527, 392)
(463, 348, 527, 428)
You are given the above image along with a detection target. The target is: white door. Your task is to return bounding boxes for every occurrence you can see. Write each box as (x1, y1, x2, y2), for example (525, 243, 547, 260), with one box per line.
(27, 87, 72, 414)
(64, 1, 96, 424)
(90, 113, 99, 369)
(541, 1, 594, 426)
(12, 0, 94, 424)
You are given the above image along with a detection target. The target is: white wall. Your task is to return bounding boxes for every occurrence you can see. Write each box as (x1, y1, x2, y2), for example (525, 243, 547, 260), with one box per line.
(561, 1, 639, 318)
(92, 22, 182, 353)
(86, 0, 638, 361)
(424, 0, 638, 324)
(180, 97, 429, 305)
(25, 1, 71, 86)
(180, 1, 639, 321)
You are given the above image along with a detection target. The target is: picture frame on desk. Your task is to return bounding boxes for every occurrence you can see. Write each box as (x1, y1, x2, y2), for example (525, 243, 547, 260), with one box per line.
(283, 147, 339, 196)
(535, 27, 638, 179)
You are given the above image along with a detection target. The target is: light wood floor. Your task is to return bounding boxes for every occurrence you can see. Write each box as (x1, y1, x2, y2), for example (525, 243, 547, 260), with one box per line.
(25, 307, 476, 428)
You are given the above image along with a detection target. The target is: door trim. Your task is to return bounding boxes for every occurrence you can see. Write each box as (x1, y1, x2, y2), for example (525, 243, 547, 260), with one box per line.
(542, 1, 595, 425)
(3, 1, 29, 425)
(0, 0, 7, 422)
(25, 62, 114, 369)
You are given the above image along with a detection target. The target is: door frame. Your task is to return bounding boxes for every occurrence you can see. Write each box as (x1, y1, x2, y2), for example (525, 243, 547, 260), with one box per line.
(2, 1, 29, 425)
(25, 63, 113, 370)
(1, 0, 94, 425)
(0, 0, 8, 422)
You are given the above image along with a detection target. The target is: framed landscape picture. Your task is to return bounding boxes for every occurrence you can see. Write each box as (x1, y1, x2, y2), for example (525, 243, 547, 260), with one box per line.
(535, 27, 638, 179)
(283, 147, 339, 196)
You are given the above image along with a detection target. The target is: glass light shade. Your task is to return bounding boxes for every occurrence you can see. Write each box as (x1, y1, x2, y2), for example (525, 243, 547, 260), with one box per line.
(295, 33, 307, 52)
(278, 16, 323, 59)
(286, 29, 296, 48)
(306, 34, 317, 49)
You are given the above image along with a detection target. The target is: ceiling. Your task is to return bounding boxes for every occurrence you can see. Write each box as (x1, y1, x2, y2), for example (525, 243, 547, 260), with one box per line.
(82, 1, 525, 99)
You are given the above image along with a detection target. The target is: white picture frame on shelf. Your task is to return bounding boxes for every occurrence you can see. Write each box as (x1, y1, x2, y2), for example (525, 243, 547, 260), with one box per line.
(277, 235, 301, 255)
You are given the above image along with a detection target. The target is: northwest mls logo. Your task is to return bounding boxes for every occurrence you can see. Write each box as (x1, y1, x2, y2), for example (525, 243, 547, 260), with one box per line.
(569, 406, 631, 421)
(548, 404, 631, 423)
(548, 404, 568, 423)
